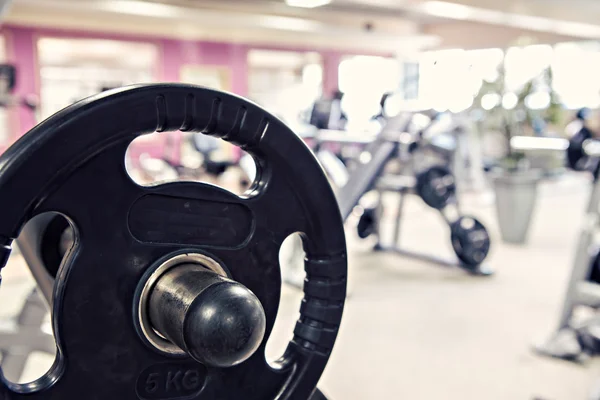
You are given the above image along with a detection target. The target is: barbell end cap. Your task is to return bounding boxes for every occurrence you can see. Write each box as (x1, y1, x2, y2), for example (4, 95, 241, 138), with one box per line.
(182, 281, 267, 368)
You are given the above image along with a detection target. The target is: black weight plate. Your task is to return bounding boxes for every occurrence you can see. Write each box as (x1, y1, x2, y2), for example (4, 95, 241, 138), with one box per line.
(0, 84, 347, 400)
(450, 216, 491, 267)
(415, 165, 456, 210)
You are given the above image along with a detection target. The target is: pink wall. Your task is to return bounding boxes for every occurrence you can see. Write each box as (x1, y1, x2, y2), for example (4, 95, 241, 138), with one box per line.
(2, 24, 382, 138)
(6, 27, 37, 141)
(161, 39, 248, 95)
(2, 25, 253, 138)
(322, 51, 343, 97)
(0, 24, 381, 163)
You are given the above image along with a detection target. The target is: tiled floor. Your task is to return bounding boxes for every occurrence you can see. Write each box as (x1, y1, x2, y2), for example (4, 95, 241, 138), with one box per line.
(1, 173, 599, 399)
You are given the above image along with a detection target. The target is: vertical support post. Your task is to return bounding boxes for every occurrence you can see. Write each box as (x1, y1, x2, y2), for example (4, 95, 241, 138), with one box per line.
(556, 178, 600, 328)
(393, 189, 407, 247)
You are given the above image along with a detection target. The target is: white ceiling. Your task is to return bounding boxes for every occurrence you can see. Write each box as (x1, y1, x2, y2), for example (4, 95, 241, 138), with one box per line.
(6, 0, 438, 54)
(188, 0, 600, 25)
(4, 0, 600, 53)
(189, 0, 600, 38)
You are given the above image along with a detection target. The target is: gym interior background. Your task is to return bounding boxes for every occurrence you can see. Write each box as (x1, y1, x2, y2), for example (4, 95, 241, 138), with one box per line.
(0, 0, 599, 399)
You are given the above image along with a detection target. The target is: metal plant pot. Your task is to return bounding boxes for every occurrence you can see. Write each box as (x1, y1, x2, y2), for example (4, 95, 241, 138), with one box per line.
(492, 169, 541, 244)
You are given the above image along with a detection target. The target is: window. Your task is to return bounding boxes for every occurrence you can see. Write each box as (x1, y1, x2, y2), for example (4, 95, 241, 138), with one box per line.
(338, 55, 400, 130)
(401, 62, 419, 101)
(37, 38, 158, 119)
(247, 49, 322, 126)
(552, 42, 600, 109)
(419, 48, 503, 112)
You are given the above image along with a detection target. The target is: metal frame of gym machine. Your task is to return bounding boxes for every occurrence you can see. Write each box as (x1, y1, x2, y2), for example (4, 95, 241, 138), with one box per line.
(510, 135, 600, 362)
(316, 112, 492, 275)
(0, 214, 57, 383)
(530, 137, 600, 361)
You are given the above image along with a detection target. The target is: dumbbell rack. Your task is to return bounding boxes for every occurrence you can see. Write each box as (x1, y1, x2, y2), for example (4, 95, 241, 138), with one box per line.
(536, 138, 600, 361)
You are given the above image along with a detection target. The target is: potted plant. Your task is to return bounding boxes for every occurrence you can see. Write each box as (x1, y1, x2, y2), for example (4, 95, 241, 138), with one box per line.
(474, 61, 560, 244)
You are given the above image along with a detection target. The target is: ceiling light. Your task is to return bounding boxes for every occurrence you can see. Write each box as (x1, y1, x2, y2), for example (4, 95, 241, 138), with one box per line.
(420, 1, 472, 20)
(100, 0, 180, 18)
(285, 0, 332, 9)
(259, 15, 321, 31)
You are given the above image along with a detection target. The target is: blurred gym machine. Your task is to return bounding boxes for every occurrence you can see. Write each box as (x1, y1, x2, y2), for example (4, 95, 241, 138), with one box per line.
(308, 92, 484, 193)
(512, 112, 600, 361)
(342, 113, 492, 275)
(134, 131, 245, 182)
(277, 96, 492, 289)
(536, 136, 600, 361)
(308, 99, 492, 275)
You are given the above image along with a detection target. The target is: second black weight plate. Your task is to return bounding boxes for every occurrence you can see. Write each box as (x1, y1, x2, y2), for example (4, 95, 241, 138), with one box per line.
(450, 216, 491, 267)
